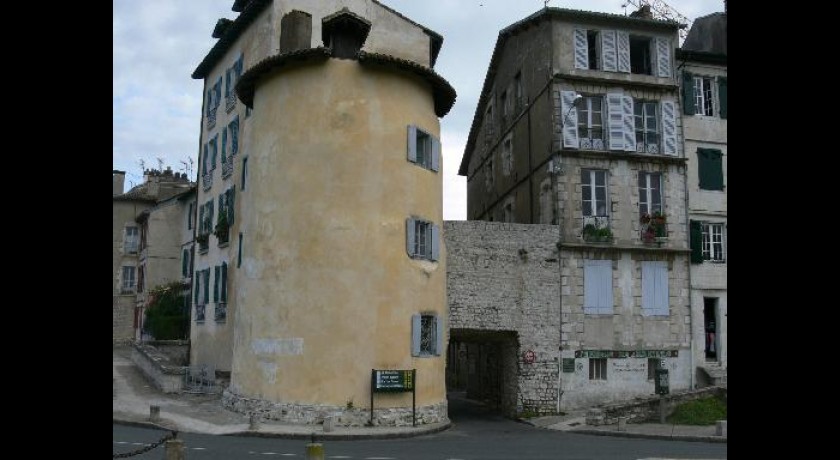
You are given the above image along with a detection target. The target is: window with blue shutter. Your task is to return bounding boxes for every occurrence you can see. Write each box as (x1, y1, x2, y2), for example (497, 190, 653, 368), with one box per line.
(228, 188, 235, 225)
(621, 95, 636, 152)
(406, 217, 438, 261)
(584, 259, 613, 315)
(406, 217, 416, 258)
(411, 314, 422, 357)
(411, 314, 441, 357)
(407, 125, 440, 172)
(655, 37, 671, 78)
(660, 100, 677, 155)
(194, 270, 201, 303)
(230, 116, 240, 155)
(214, 77, 222, 108)
(642, 261, 669, 316)
(607, 93, 624, 151)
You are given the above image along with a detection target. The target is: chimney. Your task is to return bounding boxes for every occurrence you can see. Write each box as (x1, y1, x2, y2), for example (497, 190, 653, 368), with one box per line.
(113, 170, 126, 196)
(630, 5, 653, 20)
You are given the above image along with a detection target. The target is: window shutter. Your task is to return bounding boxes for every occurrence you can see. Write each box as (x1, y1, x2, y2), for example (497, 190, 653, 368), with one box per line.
(206, 90, 213, 115)
(215, 77, 222, 107)
(682, 72, 695, 115)
(202, 145, 208, 175)
(574, 29, 589, 69)
(431, 137, 441, 172)
(660, 100, 677, 155)
(718, 77, 727, 119)
(616, 31, 630, 73)
(406, 218, 416, 257)
(607, 93, 624, 150)
(225, 69, 231, 98)
(654, 262, 668, 316)
(601, 30, 617, 72)
(642, 261, 655, 315)
(561, 91, 580, 148)
(221, 128, 228, 163)
(698, 148, 724, 190)
(622, 95, 636, 152)
(584, 260, 597, 314)
(218, 195, 224, 227)
(407, 125, 417, 163)
(238, 233, 243, 268)
(229, 188, 236, 225)
(203, 270, 210, 303)
(411, 314, 421, 357)
(431, 223, 440, 261)
(435, 315, 444, 356)
(221, 263, 227, 302)
(214, 266, 220, 302)
(231, 117, 239, 154)
(690, 220, 704, 263)
(655, 38, 672, 78)
(598, 261, 613, 314)
(182, 249, 189, 277)
(199, 206, 205, 233)
(208, 200, 214, 226)
(194, 271, 200, 303)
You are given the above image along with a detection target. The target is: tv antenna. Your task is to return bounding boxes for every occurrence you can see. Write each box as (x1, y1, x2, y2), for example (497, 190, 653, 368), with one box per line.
(157, 157, 165, 172)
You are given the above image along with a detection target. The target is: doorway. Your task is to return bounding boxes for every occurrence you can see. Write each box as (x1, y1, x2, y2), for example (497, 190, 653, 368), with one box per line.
(703, 298, 718, 362)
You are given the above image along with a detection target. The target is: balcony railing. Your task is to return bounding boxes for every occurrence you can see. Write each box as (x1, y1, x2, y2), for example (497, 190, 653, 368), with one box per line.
(226, 93, 236, 113)
(635, 142, 660, 155)
(202, 172, 213, 191)
(195, 304, 206, 322)
(215, 302, 227, 322)
(206, 108, 217, 130)
(221, 155, 234, 179)
(582, 216, 613, 243)
(579, 137, 606, 151)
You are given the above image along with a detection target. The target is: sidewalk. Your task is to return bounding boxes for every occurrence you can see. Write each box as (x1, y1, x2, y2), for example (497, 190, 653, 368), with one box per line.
(113, 345, 448, 440)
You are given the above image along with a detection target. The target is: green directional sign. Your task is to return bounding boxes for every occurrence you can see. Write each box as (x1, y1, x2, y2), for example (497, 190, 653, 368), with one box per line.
(373, 369, 414, 392)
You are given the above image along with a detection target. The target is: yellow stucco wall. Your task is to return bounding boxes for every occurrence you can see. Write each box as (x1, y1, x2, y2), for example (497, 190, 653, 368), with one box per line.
(230, 58, 446, 410)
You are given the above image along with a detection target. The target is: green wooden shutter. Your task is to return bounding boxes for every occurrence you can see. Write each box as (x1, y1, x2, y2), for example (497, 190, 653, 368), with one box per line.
(698, 148, 724, 191)
(690, 220, 704, 263)
(221, 263, 227, 302)
(718, 77, 727, 119)
(203, 270, 210, 303)
(214, 266, 220, 302)
(221, 128, 228, 164)
(682, 72, 695, 115)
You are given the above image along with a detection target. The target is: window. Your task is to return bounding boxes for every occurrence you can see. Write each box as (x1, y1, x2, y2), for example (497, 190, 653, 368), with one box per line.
(210, 134, 219, 171)
(182, 249, 190, 278)
(124, 226, 139, 254)
(589, 358, 607, 380)
(648, 358, 663, 380)
(228, 116, 240, 156)
(702, 223, 725, 262)
(407, 125, 440, 172)
(501, 135, 513, 176)
(629, 36, 652, 75)
(406, 217, 440, 261)
(121, 266, 136, 293)
(411, 313, 443, 357)
(694, 76, 714, 116)
(638, 172, 662, 216)
(137, 265, 145, 293)
(586, 30, 599, 69)
(237, 232, 243, 268)
(187, 203, 194, 230)
(581, 169, 607, 217)
(577, 96, 604, 150)
(584, 259, 613, 315)
(642, 261, 669, 316)
(634, 101, 660, 154)
(485, 158, 494, 191)
(241, 157, 249, 191)
(697, 148, 724, 191)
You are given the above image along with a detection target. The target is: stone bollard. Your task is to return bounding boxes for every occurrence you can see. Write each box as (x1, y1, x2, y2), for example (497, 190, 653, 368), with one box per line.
(617, 416, 627, 431)
(306, 433, 324, 460)
(150, 405, 161, 423)
(716, 420, 727, 436)
(249, 413, 261, 431)
(164, 438, 185, 460)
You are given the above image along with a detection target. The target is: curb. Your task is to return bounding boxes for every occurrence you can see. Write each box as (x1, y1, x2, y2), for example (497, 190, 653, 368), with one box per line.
(113, 418, 179, 432)
(567, 428, 727, 443)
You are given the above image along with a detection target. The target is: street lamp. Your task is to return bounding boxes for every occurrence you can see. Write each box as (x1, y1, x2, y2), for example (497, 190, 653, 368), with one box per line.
(547, 91, 582, 413)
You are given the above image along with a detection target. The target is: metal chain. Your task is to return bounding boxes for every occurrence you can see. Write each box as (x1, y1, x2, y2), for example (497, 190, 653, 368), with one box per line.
(113, 431, 178, 458)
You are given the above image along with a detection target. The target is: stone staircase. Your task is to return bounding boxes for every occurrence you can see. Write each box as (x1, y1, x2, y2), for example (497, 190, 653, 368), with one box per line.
(700, 362, 727, 386)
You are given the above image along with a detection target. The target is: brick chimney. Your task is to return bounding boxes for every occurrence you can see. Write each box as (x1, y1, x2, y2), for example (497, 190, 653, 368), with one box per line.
(113, 170, 126, 196)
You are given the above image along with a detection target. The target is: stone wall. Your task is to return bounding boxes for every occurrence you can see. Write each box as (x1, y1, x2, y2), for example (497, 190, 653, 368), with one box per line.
(113, 297, 135, 343)
(585, 386, 725, 425)
(131, 343, 187, 393)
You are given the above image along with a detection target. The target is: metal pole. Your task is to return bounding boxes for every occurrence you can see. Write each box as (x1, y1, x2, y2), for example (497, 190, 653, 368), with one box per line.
(370, 370, 375, 426)
(412, 369, 416, 427)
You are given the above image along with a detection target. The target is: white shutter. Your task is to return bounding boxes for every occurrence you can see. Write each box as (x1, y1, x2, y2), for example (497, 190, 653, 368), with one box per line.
(655, 37, 672, 78)
(407, 125, 417, 163)
(597, 260, 613, 314)
(642, 261, 655, 315)
(406, 218, 416, 257)
(561, 91, 580, 149)
(584, 260, 598, 314)
(431, 224, 440, 261)
(411, 314, 421, 356)
(617, 31, 630, 73)
(660, 100, 677, 155)
(435, 316, 444, 356)
(574, 29, 589, 69)
(654, 262, 669, 316)
(601, 30, 617, 72)
(607, 93, 624, 150)
(431, 137, 441, 172)
(622, 95, 636, 152)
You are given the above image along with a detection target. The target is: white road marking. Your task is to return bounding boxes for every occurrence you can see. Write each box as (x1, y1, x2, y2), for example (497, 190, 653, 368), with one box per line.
(280, 455, 297, 457)
(114, 441, 129, 444)
(329, 456, 353, 459)
(261, 453, 279, 456)
(190, 447, 207, 450)
(365, 457, 396, 460)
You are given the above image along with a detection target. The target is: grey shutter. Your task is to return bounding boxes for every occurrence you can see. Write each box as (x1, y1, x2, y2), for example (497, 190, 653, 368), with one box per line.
(642, 261, 655, 315)
(682, 72, 695, 115)
(431, 136, 441, 172)
(661, 100, 677, 155)
(431, 223, 440, 261)
(407, 125, 417, 163)
(214, 265, 220, 302)
(598, 260, 613, 314)
(622, 95, 636, 152)
(654, 262, 668, 316)
(601, 30, 617, 72)
(221, 128, 228, 163)
(435, 315, 444, 356)
(616, 31, 630, 73)
(406, 218, 416, 257)
(655, 37, 671, 78)
(574, 29, 589, 69)
(561, 91, 580, 148)
(584, 260, 597, 314)
(411, 314, 421, 357)
(221, 262, 228, 302)
(607, 93, 624, 150)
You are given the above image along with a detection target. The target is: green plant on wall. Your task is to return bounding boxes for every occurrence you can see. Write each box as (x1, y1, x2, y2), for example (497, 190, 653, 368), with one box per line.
(582, 220, 613, 243)
(144, 280, 189, 340)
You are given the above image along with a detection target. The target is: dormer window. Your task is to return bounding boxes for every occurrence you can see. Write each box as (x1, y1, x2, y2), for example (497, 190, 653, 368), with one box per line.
(321, 8, 371, 60)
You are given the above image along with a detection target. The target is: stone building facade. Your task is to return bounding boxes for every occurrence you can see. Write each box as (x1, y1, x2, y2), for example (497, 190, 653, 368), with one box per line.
(457, 7, 693, 413)
(190, 0, 455, 426)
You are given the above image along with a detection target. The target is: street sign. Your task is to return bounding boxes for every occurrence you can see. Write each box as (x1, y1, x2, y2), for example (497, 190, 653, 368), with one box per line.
(373, 370, 414, 392)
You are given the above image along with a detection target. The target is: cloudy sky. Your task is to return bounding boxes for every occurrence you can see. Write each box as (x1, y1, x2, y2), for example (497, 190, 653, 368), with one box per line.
(113, 0, 724, 219)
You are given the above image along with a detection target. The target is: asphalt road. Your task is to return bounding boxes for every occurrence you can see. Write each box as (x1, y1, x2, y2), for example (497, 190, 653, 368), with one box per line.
(113, 397, 727, 460)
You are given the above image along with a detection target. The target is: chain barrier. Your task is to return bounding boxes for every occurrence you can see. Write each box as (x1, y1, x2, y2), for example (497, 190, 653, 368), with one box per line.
(113, 430, 178, 458)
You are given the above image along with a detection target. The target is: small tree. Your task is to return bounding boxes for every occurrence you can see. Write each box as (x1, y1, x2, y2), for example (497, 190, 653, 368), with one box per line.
(144, 280, 189, 340)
